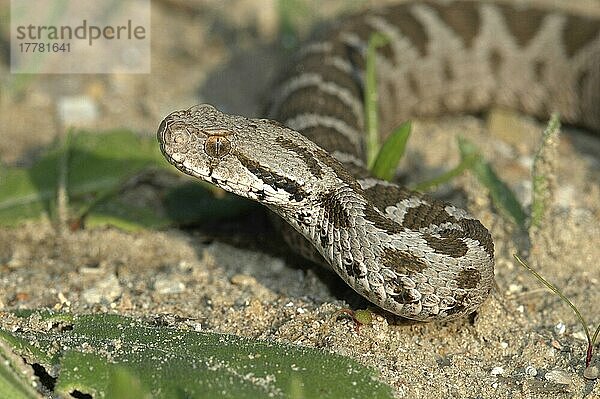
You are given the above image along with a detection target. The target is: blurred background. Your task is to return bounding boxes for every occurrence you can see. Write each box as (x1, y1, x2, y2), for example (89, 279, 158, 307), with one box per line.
(1, 0, 365, 165)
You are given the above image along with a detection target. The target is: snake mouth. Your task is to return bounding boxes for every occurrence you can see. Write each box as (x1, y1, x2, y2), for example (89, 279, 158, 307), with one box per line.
(163, 157, 257, 198)
(169, 158, 196, 178)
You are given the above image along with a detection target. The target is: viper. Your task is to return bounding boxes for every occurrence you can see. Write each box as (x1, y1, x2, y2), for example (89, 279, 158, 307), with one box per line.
(157, 1, 599, 321)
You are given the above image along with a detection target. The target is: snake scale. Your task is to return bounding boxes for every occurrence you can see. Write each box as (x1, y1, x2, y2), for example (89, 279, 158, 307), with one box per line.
(158, 1, 600, 321)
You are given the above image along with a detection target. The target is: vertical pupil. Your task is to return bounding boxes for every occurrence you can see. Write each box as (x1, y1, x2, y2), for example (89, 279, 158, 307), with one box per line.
(205, 135, 231, 158)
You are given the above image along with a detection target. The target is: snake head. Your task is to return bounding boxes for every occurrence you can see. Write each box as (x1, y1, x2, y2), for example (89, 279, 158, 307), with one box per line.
(157, 104, 321, 207)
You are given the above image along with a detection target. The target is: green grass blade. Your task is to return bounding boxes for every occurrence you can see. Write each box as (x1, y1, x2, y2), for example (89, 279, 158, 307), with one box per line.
(412, 151, 478, 192)
(530, 114, 561, 231)
(458, 137, 527, 229)
(370, 121, 411, 181)
(365, 32, 390, 168)
(513, 254, 591, 343)
(514, 254, 598, 367)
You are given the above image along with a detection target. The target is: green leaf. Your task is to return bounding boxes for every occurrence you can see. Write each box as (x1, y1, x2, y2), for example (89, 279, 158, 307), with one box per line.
(0, 130, 169, 228)
(365, 32, 391, 168)
(370, 121, 411, 181)
(0, 341, 41, 399)
(106, 366, 151, 399)
(458, 137, 527, 229)
(1, 311, 394, 399)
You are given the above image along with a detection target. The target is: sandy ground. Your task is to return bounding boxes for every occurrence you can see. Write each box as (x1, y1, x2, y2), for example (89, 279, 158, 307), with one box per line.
(1, 0, 599, 398)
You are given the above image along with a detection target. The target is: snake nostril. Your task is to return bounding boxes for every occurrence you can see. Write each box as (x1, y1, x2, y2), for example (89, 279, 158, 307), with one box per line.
(162, 123, 191, 147)
(173, 130, 188, 144)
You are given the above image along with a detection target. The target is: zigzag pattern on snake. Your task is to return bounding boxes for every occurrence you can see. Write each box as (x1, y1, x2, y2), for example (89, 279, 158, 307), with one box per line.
(157, 1, 600, 321)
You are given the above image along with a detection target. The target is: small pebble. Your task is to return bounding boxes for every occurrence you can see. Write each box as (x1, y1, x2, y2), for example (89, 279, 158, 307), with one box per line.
(583, 365, 599, 380)
(81, 274, 122, 304)
(544, 369, 572, 385)
(516, 305, 525, 313)
(154, 279, 185, 294)
(525, 365, 538, 377)
(507, 283, 521, 294)
(57, 292, 70, 306)
(230, 274, 257, 287)
(554, 322, 566, 335)
(490, 366, 504, 376)
(551, 340, 563, 350)
(177, 261, 192, 271)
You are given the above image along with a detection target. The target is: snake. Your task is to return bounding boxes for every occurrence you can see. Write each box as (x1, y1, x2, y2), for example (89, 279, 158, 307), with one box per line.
(157, 1, 600, 321)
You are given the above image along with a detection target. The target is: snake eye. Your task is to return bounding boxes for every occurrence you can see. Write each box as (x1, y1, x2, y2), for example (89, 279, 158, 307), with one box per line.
(204, 135, 232, 158)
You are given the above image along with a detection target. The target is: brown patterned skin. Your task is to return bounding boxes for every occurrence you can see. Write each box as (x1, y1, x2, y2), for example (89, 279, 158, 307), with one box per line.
(158, 1, 599, 321)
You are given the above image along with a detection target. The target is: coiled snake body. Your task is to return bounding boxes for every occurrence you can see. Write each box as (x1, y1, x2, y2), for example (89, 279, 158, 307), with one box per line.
(158, 1, 600, 321)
